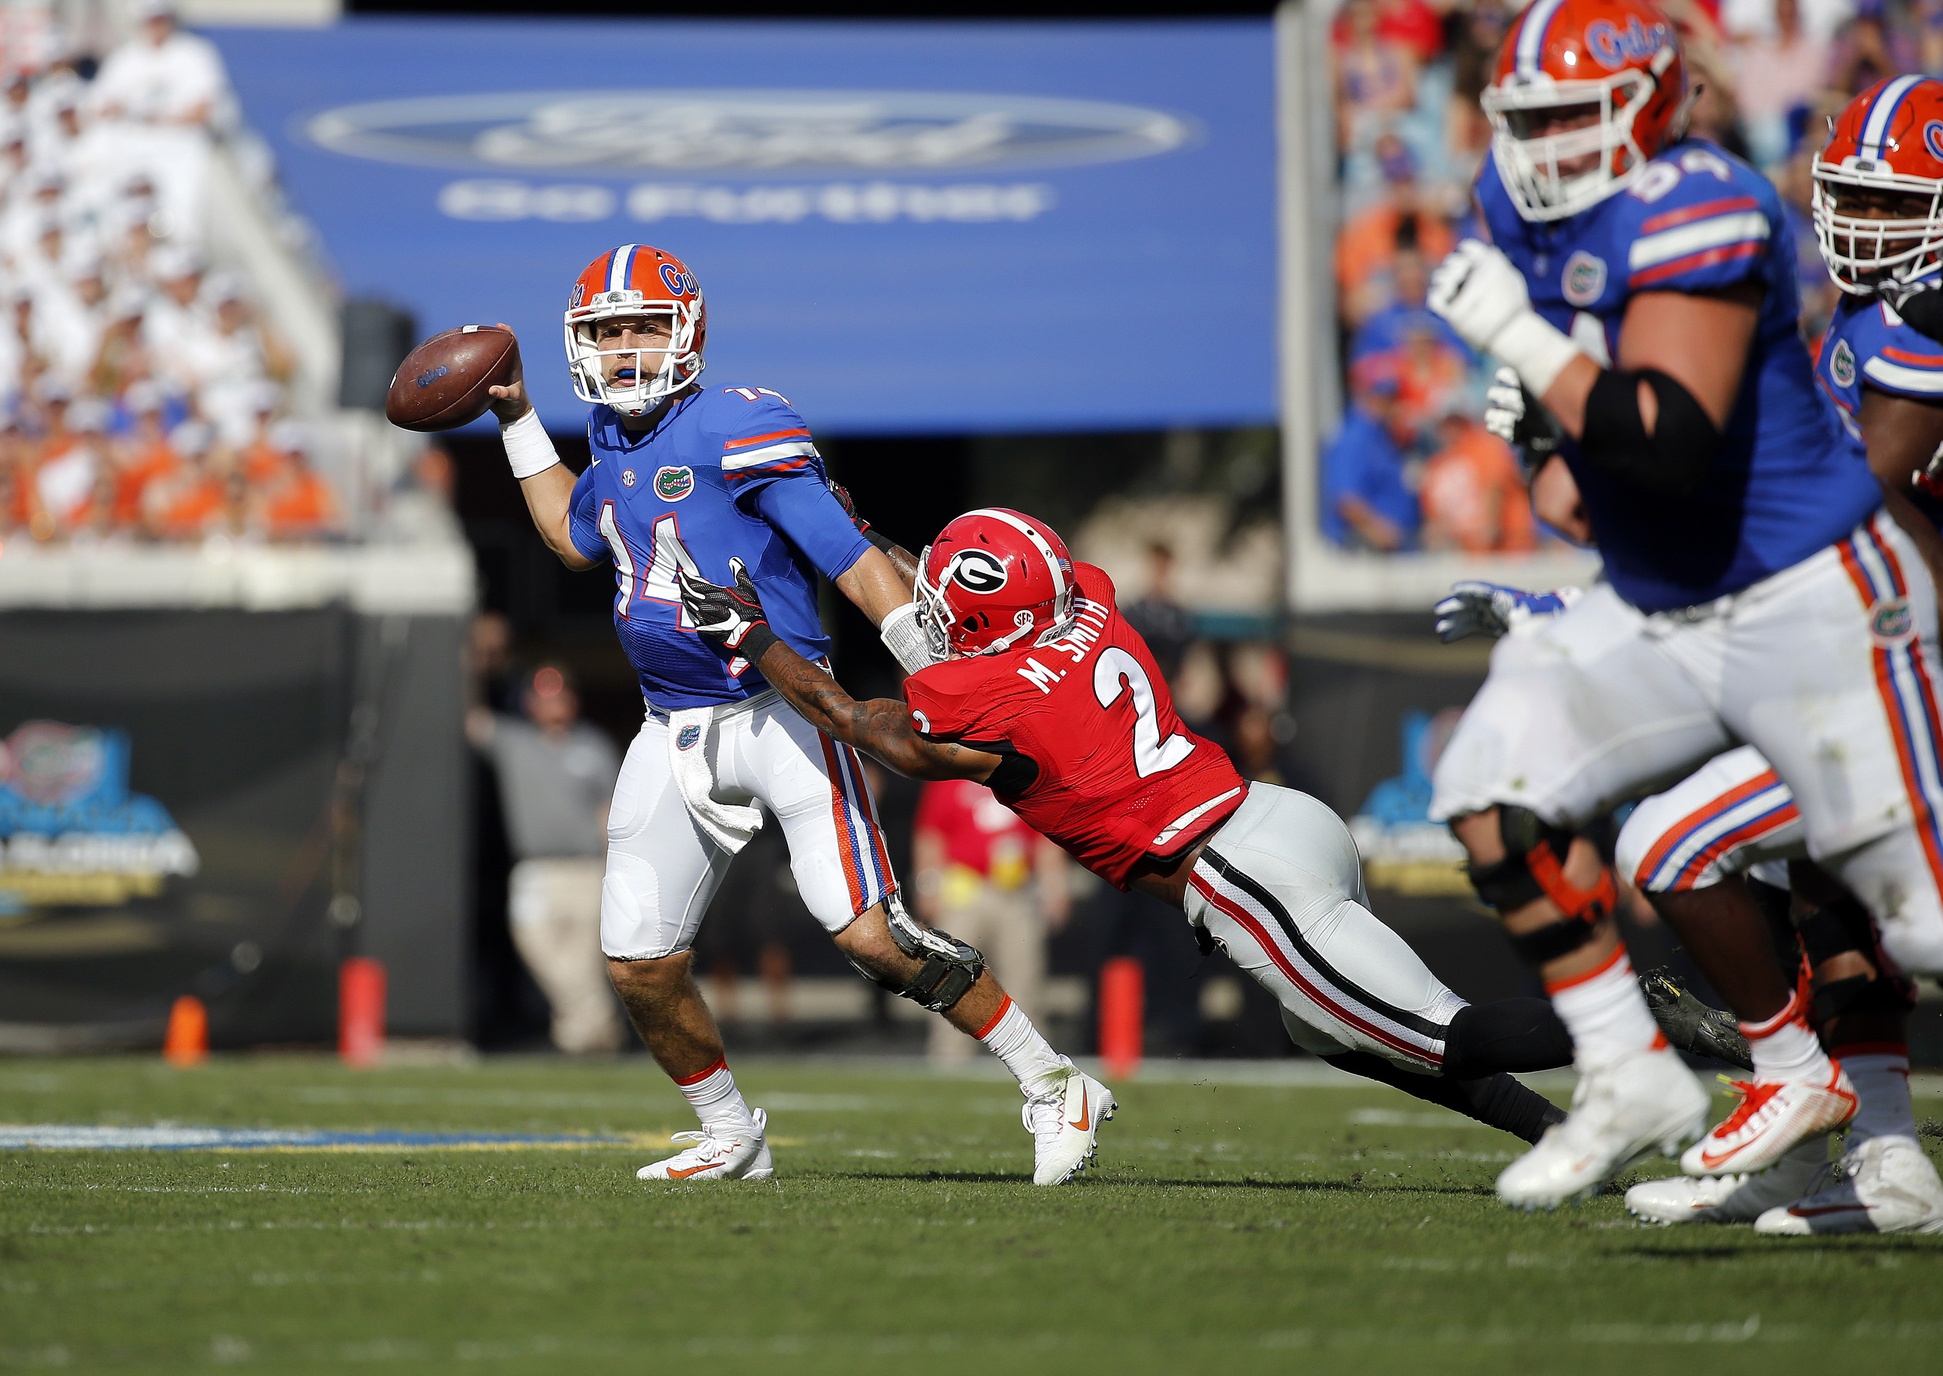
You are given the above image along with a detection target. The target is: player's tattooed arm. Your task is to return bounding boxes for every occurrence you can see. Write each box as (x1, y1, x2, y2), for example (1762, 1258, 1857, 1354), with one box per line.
(678, 562, 995, 780)
(755, 641, 999, 783)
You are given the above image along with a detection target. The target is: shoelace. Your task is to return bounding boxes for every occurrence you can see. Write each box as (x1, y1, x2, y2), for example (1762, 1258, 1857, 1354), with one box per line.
(1710, 1078, 1783, 1136)
(665, 1128, 752, 1156)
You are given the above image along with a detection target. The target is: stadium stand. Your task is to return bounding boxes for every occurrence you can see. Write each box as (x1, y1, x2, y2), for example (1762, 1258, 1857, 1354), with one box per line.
(1317, 0, 1943, 557)
(0, 0, 436, 557)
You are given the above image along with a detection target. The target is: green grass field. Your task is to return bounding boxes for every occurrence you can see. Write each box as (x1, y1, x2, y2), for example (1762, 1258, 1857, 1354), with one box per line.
(3, 1055, 1941, 1376)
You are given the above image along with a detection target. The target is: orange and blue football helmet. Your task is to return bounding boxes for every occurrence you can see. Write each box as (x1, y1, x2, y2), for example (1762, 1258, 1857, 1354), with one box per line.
(563, 244, 706, 416)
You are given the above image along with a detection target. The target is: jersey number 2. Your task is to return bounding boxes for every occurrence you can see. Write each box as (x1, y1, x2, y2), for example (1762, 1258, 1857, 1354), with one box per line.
(1093, 647, 1193, 778)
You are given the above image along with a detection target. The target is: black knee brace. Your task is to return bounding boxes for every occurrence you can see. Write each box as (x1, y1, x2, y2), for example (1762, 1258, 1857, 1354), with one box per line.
(851, 894, 986, 1013)
(1792, 889, 1918, 1024)
(1464, 807, 1614, 964)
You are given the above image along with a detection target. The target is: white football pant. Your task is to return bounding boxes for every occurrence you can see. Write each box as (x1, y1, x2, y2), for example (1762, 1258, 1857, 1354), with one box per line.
(1185, 784, 1467, 1073)
(1433, 514, 1943, 975)
(601, 691, 894, 960)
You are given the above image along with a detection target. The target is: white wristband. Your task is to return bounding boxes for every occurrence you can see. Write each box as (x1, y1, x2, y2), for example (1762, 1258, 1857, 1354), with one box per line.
(1490, 312, 1581, 400)
(880, 600, 940, 677)
(500, 407, 560, 481)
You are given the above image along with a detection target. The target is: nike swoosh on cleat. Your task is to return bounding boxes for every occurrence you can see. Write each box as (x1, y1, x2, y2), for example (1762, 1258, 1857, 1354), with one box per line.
(1069, 1091, 1090, 1133)
(1789, 1204, 1868, 1217)
(666, 1160, 727, 1179)
(1698, 1147, 1744, 1171)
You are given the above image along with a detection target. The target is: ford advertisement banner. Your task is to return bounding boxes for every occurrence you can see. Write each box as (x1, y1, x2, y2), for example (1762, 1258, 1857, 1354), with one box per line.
(209, 18, 1276, 434)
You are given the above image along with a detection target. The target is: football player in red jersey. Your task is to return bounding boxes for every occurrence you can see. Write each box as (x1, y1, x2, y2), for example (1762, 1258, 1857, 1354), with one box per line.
(681, 508, 1581, 1142)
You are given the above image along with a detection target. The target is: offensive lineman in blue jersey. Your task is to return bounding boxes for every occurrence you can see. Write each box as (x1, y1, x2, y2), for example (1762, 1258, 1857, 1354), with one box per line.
(1419, 0, 1943, 1211)
(484, 245, 1110, 1185)
(1428, 74, 1943, 1234)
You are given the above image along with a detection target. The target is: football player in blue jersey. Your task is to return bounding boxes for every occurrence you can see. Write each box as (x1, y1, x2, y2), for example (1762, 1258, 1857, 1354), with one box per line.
(1420, 0, 1943, 1210)
(483, 245, 1110, 1185)
(1620, 74, 1943, 1234)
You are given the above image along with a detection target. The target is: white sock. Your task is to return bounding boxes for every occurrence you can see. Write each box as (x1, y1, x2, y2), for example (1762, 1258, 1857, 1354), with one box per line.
(1740, 991, 1831, 1083)
(673, 1056, 758, 1134)
(1546, 947, 1662, 1068)
(1835, 1045, 1916, 1144)
(977, 997, 1067, 1095)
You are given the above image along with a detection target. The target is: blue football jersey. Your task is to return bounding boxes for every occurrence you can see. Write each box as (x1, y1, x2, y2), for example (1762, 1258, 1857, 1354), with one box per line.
(1477, 137, 1881, 612)
(1816, 293, 1943, 441)
(566, 384, 872, 711)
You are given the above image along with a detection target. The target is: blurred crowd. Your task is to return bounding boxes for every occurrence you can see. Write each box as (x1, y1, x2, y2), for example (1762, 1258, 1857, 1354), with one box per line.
(1322, 0, 1940, 553)
(0, 1, 336, 547)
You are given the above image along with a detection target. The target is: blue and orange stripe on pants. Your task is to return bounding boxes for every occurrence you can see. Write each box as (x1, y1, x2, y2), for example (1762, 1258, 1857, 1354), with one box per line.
(819, 733, 895, 916)
(1836, 522, 1943, 900)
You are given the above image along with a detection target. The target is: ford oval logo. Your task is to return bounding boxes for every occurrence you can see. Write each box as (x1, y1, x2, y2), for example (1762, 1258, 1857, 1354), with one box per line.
(303, 88, 1195, 176)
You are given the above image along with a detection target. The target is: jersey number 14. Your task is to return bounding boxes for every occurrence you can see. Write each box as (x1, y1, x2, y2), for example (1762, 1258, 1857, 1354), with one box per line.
(599, 504, 699, 628)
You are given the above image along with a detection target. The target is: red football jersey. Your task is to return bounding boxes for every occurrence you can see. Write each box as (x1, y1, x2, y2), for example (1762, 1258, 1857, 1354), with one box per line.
(903, 562, 1247, 889)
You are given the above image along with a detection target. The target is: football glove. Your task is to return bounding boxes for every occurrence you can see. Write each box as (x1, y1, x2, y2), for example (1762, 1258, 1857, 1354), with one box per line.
(679, 557, 780, 662)
(1484, 365, 1562, 476)
(1433, 581, 1582, 643)
(828, 479, 871, 535)
(1429, 240, 1579, 396)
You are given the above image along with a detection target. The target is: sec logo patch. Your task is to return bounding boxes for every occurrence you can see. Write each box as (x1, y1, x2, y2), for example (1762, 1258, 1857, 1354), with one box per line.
(621, 469, 637, 487)
(1873, 598, 1914, 645)
(1562, 250, 1607, 306)
(1831, 339, 1857, 388)
(655, 466, 696, 501)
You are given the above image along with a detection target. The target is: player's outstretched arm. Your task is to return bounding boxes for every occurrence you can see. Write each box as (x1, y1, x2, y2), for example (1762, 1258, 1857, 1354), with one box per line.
(829, 480, 921, 589)
(678, 562, 997, 783)
(487, 337, 597, 572)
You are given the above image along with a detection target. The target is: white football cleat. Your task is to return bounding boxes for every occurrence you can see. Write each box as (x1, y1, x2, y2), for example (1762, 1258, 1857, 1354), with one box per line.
(1679, 1064, 1857, 1178)
(1754, 1135, 1943, 1236)
(635, 1107, 773, 1182)
(1496, 1048, 1707, 1210)
(1023, 1062, 1116, 1186)
(1626, 1136, 1829, 1226)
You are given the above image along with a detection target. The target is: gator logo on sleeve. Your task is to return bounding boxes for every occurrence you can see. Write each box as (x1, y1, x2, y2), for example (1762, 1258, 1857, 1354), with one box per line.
(1831, 339, 1857, 388)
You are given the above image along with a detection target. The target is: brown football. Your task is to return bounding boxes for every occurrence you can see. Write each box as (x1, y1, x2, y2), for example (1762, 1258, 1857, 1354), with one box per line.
(385, 324, 520, 432)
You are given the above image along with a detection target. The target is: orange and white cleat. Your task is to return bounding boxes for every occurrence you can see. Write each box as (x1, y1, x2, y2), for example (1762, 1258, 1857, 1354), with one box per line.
(1023, 1062, 1116, 1186)
(1680, 1066, 1856, 1178)
(636, 1107, 773, 1182)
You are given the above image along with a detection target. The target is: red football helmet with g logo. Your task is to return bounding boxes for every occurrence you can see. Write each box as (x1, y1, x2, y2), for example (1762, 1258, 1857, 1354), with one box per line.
(1814, 76, 1943, 296)
(564, 243, 706, 417)
(1483, 0, 1690, 222)
(916, 508, 1076, 658)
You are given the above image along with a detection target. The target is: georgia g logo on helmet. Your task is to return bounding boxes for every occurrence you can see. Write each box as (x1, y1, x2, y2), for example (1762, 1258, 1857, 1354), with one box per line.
(946, 549, 1008, 594)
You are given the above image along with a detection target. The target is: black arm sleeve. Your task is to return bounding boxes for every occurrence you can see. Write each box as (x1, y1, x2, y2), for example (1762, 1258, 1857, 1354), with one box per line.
(1578, 367, 1721, 498)
(1897, 287, 1943, 344)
